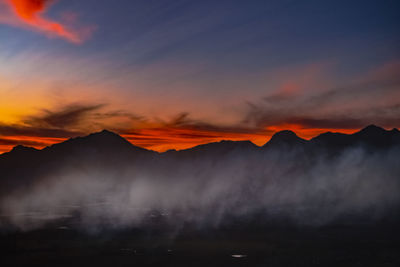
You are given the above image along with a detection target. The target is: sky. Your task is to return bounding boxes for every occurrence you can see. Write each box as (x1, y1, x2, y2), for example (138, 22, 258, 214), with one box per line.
(0, 0, 399, 153)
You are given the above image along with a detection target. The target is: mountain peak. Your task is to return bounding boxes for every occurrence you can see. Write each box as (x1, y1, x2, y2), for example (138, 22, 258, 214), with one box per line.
(64, 129, 123, 145)
(91, 129, 121, 138)
(272, 130, 297, 138)
(264, 130, 306, 148)
(83, 129, 133, 145)
(182, 139, 256, 153)
(351, 124, 400, 148)
(0, 145, 39, 159)
(43, 129, 150, 155)
(100, 129, 117, 135)
(10, 145, 38, 153)
(358, 124, 386, 134)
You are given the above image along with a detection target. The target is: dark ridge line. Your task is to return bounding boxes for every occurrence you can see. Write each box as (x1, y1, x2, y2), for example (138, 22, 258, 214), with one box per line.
(0, 124, 398, 157)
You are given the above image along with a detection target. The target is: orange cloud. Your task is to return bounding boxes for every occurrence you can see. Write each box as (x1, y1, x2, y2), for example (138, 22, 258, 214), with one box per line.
(2, 0, 91, 43)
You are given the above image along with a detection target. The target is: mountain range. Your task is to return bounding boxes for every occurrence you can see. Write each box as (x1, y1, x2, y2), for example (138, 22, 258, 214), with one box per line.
(0, 125, 399, 229)
(1, 124, 398, 160)
(1, 124, 399, 195)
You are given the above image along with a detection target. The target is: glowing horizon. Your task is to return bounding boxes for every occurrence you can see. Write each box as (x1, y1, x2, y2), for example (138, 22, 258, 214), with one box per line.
(0, 124, 363, 154)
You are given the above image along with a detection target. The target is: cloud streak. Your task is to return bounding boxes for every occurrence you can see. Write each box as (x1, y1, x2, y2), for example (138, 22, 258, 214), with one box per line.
(0, 104, 130, 152)
(25, 104, 105, 129)
(245, 61, 400, 134)
(1, 0, 92, 43)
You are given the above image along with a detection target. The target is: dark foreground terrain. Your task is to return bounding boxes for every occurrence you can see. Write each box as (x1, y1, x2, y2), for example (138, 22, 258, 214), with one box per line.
(1, 223, 399, 267)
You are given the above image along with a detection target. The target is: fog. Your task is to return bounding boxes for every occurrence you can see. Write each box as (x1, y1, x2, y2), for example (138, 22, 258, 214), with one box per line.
(1, 143, 400, 231)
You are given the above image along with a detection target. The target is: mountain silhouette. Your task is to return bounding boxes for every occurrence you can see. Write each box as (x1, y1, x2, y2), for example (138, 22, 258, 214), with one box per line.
(0, 125, 399, 195)
(1, 125, 399, 162)
(165, 140, 258, 160)
(1, 145, 39, 160)
(310, 125, 400, 153)
(0, 130, 150, 161)
(0, 130, 155, 196)
(44, 129, 150, 155)
(263, 130, 306, 149)
(0, 125, 400, 228)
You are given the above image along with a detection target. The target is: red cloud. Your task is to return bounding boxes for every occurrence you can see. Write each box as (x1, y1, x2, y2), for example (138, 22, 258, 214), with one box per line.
(1, 0, 92, 43)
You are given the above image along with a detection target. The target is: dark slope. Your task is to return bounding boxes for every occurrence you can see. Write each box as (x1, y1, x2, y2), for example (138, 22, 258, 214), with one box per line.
(1, 130, 155, 163)
(0, 145, 40, 160)
(164, 140, 258, 161)
(262, 130, 306, 150)
(309, 125, 400, 155)
(1, 125, 399, 174)
(43, 129, 151, 157)
(0, 130, 155, 196)
(0, 130, 152, 162)
(1, 125, 399, 197)
(1, 125, 399, 162)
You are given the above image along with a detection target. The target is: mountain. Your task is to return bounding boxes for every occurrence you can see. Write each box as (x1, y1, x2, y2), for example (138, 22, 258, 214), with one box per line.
(164, 140, 258, 161)
(352, 125, 400, 147)
(263, 130, 306, 149)
(0, 130, 155, 196)
(0, 145, 39, 160)
(44, 129, 150, 155)
(1, 130, 154, 163)
(1, 126, 399, 162)
(0, 125, 400, 228)
(1, 125, 399, 165)
(309, 125, 400, 153)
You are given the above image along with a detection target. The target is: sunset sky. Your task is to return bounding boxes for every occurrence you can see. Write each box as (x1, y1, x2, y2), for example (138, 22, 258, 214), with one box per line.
(0, 0, 399, 153)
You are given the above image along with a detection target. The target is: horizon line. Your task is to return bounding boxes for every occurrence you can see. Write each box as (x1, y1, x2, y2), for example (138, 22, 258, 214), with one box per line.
(1, 124, 398, 155)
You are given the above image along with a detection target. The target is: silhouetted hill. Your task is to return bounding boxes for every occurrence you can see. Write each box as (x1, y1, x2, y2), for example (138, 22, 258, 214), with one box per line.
(164, 140, 258, 160)
(263, 130, 306, 149)
(0, 125, 399, 172)
(310, 125, 400, 153)
(0, 125, 399, 212)
(10, 145, 39, 154)
(44, 129, 150, 155)
(0, 130, 155, 196)
(1, 126, 399, 162)
(185, 140, 257, 153)
(0, 145, 39, 160)
(353, 125, 400, 147)
(1, 130, 154, 164)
